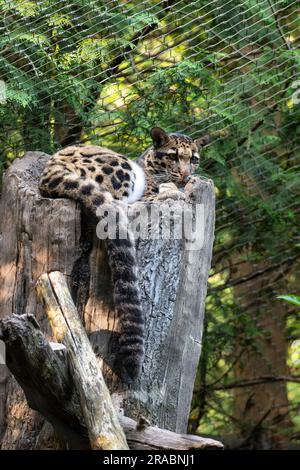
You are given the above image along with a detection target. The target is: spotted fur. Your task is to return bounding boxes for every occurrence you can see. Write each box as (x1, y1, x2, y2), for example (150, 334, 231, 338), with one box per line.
(138, 127, 210, 199)
(39, 128, 209, 382)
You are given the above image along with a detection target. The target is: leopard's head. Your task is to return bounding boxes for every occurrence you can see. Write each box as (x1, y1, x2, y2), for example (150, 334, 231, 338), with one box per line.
(144, 127, 210, 187)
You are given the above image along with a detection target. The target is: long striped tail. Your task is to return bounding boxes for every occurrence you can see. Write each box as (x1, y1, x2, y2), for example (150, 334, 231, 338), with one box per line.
(100, 202, 145, 383)
(39, 174, 145, 383)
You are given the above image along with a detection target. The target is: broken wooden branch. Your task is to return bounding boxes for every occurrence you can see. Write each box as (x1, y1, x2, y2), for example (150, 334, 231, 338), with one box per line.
(119, 415, 223, 450)
(36, 271, 128, 450)
(0, 314, 223, 450)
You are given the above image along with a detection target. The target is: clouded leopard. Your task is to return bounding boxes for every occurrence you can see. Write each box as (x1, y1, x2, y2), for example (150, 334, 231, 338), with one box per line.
(39, 127, 211, 383)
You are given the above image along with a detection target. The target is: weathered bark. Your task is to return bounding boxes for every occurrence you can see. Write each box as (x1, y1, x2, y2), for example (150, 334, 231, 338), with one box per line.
(0, 151, 215, 449)
(0, 314, 223, 450)
(120, 415, 223, 450)
(36, 271, 128, 450)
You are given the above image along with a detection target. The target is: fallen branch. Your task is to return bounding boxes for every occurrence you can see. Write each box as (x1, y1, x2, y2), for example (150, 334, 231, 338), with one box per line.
(0, 313, 223, 450)
(35, 271, 128, 450)
(119, 415, 222, 450)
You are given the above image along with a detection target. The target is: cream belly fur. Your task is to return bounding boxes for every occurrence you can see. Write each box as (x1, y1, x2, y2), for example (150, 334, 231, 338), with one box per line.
(127, 160, 146, 203)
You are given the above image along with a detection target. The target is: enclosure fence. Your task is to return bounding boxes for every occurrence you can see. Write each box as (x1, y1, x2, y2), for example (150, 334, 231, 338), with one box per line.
(0, 0, 299, 449)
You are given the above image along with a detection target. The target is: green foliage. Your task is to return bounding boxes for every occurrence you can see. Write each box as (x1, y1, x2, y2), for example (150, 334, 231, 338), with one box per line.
(278, 295, 300, 307)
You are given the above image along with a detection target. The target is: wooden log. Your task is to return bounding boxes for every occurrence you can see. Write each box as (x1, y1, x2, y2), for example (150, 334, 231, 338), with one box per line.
(0, 314, 223, 450)
(120, 415, 223, 450)
(0, 151, 215, 448)
(36, 271, 128, 450)
(0, 314, 87, 449)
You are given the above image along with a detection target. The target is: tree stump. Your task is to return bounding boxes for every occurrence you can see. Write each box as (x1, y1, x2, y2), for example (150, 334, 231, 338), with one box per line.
(0, 151, 215, 449)
(0, 313, 223, 450)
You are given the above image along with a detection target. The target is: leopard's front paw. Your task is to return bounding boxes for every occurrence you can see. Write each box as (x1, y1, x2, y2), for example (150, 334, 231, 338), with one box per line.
(184, 176, 199, 190)
(156, 182, 186, 202)
(156, 190, 186, 202)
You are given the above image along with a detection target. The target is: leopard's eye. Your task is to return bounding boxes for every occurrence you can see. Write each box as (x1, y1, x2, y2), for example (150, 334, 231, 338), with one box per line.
(167, 149, 178, 159)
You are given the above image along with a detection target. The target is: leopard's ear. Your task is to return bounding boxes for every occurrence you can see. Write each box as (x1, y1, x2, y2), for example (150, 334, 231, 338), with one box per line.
(194, 134, 213, 149)
(150, 127, 170, 148)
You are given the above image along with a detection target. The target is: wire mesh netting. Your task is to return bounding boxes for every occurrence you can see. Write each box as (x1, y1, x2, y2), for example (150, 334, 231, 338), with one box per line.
(0, 0, 299, 449)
